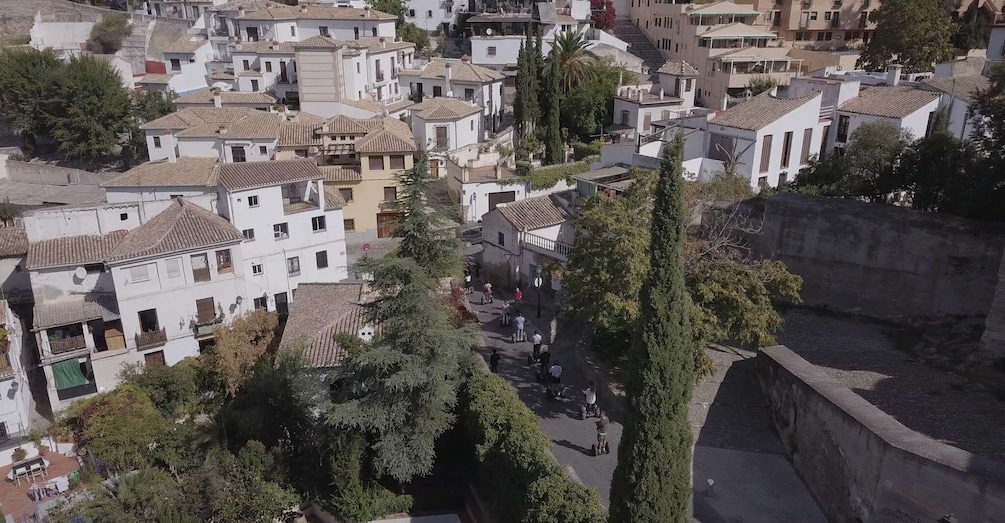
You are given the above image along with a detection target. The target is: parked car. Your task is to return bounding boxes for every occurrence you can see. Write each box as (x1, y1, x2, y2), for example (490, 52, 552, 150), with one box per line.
(458, 225, 483, 244)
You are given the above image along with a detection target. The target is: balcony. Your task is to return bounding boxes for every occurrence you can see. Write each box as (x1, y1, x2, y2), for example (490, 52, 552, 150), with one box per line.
(195, 320, 223, 337)
(278, 73, 298, 84)
(382, 93, 403, 105)
(136, 328, 168, 350)
(375, 71, 385, 82)
(49, 335, 86, 355)
(56, 381, 98, 401)
(521, 232, 573, 261)
(283, 199, 320, 215)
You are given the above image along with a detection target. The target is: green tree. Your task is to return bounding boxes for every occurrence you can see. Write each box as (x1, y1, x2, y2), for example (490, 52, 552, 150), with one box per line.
(393, 155, 462, 277)
(969, 64, 1005, 177)
(610, 134, 694, 522)
(745, 75, 778, 96)
(857, 0, 956, 73)
(327, 257, 476, 482)
(43, 55, 133, 162)
(550, 31, 596, 94)
(203, 309, 279, 397)
(366, 0, 406, 24)
(398, 22, 430, 53)
(951, 8, 992, 51)
(126, 89, 176, 163)
(196, 442, 299, 523)
(48, 468, 194, 523)
(562, 61, 622, 140)
(86, 13, 132, 54)
(0, 47, 62, 154)
(897, 126, 982, 216)
(543, 50, 564, 165)
(119, 358, 200, 418)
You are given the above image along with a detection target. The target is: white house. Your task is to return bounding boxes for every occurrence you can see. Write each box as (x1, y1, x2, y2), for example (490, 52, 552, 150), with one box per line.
(921, 74, 990, 141)
(205, 0, 282, 70)
(235, 4, 397, 43)
(833, 84, 941, 152)
(29, 12, 99, 60)
(0, 299, 34, 451)
(989, 23, 1005, 72)
(613, 60, 700, 135)
(410, 97, 485, 153)
(157, 34, 214, 95)
(401, 0, 459, 35)
(398, 57, 506, 133)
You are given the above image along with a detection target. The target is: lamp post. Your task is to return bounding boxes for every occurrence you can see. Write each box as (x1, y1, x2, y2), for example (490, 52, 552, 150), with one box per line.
(534, 276, 543, 318)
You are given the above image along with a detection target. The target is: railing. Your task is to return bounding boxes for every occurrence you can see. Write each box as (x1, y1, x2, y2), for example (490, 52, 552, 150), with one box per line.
(819, 105, 834, 119)
(192, 267, 211, 283)
(382, 93, 403, 105)
(375, 71, 385, 82)
(56, 382, 98, 402)
(135, 328, 168, 349)
(49, 335, 86, 355)
(195, 321, 223, 337)
(522, 232, 573, 259)
(283, 200, 319, 215)
(279, 73, 298, 84)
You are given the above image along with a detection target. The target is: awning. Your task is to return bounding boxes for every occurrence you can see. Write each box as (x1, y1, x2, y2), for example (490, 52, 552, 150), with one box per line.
(53, 359, 87, 390)
(33, 294, 120, 331)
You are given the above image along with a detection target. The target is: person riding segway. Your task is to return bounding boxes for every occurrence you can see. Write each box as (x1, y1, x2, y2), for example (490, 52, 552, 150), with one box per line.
(535, 350, 551, 381)
(580, 382, 599, 419)
(546, 360, 564, 399)
(481, 282, 494, 304)
(592, 410, 610, 456)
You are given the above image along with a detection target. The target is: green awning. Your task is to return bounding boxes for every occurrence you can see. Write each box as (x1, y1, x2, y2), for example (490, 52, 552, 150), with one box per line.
(53, 359, 87, 390)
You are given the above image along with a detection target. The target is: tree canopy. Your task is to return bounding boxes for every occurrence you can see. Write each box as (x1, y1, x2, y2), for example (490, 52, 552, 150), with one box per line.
(857, 0, 956, 73)
(85, 14, 132, 54)
(393, 155, 462, 277)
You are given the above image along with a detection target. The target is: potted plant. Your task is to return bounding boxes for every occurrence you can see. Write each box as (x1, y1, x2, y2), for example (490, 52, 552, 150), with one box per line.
(11, 447, 26, 463)
(29, 430, 47, 456)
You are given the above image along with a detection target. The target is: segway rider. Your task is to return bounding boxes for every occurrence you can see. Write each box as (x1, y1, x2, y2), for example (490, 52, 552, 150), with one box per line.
(501, 301, 511, 326)
(514, 311, 526, 342)
(514, 287, 523, 303)
(531, 331, 543, 361)
(464, 270, 473, 294)
(583, 382, 598, 415)
(482, 282, 493, 303)
(548, 360, 563, 396)
(537, 349, 551, 379)
(596, 410, 609, 453)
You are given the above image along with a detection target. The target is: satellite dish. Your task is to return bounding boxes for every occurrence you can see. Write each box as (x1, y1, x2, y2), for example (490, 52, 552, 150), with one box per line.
(74, 267, 87, 279)
(211, 81, 231, 89)
(486, 28, 493, 36)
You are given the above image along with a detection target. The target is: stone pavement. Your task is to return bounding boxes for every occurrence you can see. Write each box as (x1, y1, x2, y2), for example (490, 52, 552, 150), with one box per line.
(470, 292, 826, 522)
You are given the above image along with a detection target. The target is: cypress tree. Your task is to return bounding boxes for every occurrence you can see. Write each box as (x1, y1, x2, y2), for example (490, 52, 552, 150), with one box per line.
(514, 40, 528, 135)
(531, 28, 544, 127)
(609, 134, 695, 523)
(394, 155, 461, 277)
(543, 51, 563, 165)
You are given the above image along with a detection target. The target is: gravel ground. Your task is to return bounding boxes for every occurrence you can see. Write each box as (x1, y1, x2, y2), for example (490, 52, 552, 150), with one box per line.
(776, 308, 1005, 461)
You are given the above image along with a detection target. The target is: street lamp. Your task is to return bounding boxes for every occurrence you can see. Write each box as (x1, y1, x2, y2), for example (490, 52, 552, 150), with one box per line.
(534, 276, 543, 318)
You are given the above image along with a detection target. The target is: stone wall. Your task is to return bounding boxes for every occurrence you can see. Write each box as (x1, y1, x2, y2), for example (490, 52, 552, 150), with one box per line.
(750, 193, 1005, 319)
(981, 253, 1005, 358)
(758, 345, 1005, 523)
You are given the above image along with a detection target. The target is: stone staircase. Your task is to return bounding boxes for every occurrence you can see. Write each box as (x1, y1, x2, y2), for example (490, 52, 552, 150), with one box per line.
(612, 19, 666, 76)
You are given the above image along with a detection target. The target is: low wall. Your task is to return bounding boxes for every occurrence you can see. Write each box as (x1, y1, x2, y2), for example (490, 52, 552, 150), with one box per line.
(758, 345, 1005, 523)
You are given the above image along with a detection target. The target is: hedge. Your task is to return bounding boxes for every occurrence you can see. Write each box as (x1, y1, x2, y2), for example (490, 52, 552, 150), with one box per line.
(457, 361, 606, 523)
(572, 141, 603, 161)
(501, 157, 598, 190)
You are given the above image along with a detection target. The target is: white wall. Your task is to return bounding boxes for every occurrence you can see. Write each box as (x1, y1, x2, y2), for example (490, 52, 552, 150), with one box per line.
(29, 20, 95, 57)
(238, 18, 395, 43)
(164, 47, 212, 94)
(404, 0, 457, 32)
(24, 204, 141, 242)
(987, 26, 1005, 64)
(470, 36, 524, 67)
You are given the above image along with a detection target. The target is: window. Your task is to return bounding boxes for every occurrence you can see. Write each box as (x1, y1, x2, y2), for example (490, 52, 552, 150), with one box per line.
(845, 31, 861, 40)
(464, 88, 474, 100)
(231, 146, 246, 163)
(258, 145, 268, 156)
(196, 297, 217, 324)
(265, 61, 272, 73)
(471, 120, 475, 131)
(816, 31, 833, 41)
(371, 27, 377, 37)
(824, 11, 832, 20)
(170, 58, 181, 72)
(383, 186, 397, 202)
(0, 422, 8, 442)
(781, 131, 793, 169)
(488, 46, 497, 56)
(120, 213, 128, 221)
(216, 249, 233, 273)
(251, 79, 259, 91)
(253, 296, 267, 310)
(252, 263, 263, 275)
(242, 228, 255, 241)
(320, 26, 330, 37)
(291, 26, 296, 37)
(344, 219, 356, 232)
(191, 253, 211, 282)
(760, 134, 773, 173)
(408, 8, 415, 16)
(778, 172, 788, 187)
(339, 188, 354, 202)
(138, 309, 160, 332)
(426, 9, 432, 16)
(287, 256, 301, 276)
(170, 194, 182, 199)
(389, 155, 405, 170)
(498, 231, 505, 246)
(758, 176, 768, 188)
(369, 156, 385, 170)
(809, 11, 817, 20)
(129, 265, 150, 283)
(433, 85, 442, 97)
(707, 133, 735, 163)
(153, 136, 161, 148)
(248, 195, 259, 207)
(316, 250, 329, 269)
(274, 222, 289, 239)
(275, 292, 289, 315)
(166, 258, 181, 278)
(800, 128, 813, 164)
(837, 115, 850, 142)
(242, 59, 250, 70)
(312, 215, 327, 232)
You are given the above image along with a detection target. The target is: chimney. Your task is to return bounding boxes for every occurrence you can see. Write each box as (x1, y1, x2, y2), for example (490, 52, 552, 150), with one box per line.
(218, 125, 229, 136)
(886, 63, 902, 86)
(618, 69, 623, 86)
(637, 89, 643, 101)
(462, 165, 470, 182)
(165, 131, 176, 163)
(238, 8, 245, 17)
(721, 92, 728, 111)
(300, 3, 308, 12)
(461, 54, 470, 63)
(659, 88, 664, 100)
(769, 85, 778, 97)
(211, 87, 222, 107)
(495, 163, 502, 180)
(445, 63, 453, 97)
(380, 37, 386, 48)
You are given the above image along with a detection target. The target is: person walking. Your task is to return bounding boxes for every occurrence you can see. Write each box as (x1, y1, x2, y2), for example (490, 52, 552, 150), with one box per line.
(490, 349, 501, 373)
(482, 281, 493, 303)
(501, 301, 511, 326)
(531, 330, 543, 361)
(514, 311, 526, 342)
(514, 287, 523, 303)
(464, 270, 473, 294)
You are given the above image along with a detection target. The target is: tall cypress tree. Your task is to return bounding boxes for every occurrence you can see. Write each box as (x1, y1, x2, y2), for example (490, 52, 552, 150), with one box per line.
(514, 40, 528, 135)
(543, 51, 563, 165)
(609, 134, 694, 523)
(525, 28, 541, 131)
(393, 155, 462, 277)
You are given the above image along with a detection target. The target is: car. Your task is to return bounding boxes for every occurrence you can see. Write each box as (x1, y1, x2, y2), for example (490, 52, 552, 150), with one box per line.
(458, 225, 482, 244)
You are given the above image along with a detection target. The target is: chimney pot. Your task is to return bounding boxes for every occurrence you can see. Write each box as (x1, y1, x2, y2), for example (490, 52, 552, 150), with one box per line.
(495, 164, 502, 180)
(886, 63, 902, 86)
(218, 125, 228, 135)
(659, 88, 664, 99)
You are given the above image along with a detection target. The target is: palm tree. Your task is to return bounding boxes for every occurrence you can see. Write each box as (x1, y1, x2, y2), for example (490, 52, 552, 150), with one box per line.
(549, 31, 597, 93)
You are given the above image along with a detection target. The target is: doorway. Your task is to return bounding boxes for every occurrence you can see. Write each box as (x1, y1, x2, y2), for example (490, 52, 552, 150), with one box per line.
(487, 191, 516, 212)
(144, 351, 166, 367)
(377, 213, 403, 238)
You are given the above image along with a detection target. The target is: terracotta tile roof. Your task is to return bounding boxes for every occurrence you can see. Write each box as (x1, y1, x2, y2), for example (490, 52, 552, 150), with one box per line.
(33, 294, 120, 331)
(354, 118, 416, 153)
(104, 157, 220, 188)
(922, 75, 991, 103)
(657, 60, 700, 76)
(0, 228, 28, 257)
(294, 35, 414, 52)
(108, 199, 243, 262)
(321, 166, 362, 182)
(338, 98, 413, 114)
(141, 107, 259, 130)
(324, 114, 376, 134)
(838, 85, 940, 119)
(232, 41, 296, 54)
(27, 230, 128, 270)
(173, 87, 276, 106)
(398, 58, 505, 83)
(138, 74, 174, 84)
(279, 282, 377, 368)
(279, 121, 322, 147)
(324, 186, 347, 208)
(497, 193, 573, 231)
(240, 5, 396, 21)
(218, 158, 322, 190)
(411, 97, 483, 120)
(710, 92, 820, 131)
(164, 35, 209, 54)
(177, 112, 283, 139)
(208, 0, 281, 12)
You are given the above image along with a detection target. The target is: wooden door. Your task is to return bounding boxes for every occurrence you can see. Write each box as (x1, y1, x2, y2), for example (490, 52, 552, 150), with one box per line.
(377, 213, 402, 238)
(487, 191, 516, 212)
(144, 351, 166, 367)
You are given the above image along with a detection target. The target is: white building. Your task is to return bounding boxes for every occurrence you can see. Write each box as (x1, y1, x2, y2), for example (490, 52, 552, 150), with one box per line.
(402, 0, 459, 35)
(410, 97, 485, 153)
(0, 299, 34, 450)
(399, 58, 506, 132)
(832, 84, 940, 152)
(236, 4, 397, 43)
(141, 34, 213, 95)
(613, 60, 700, 136)
(140, 107, 296, 163)
(989, 22, 1005, 72)
(921, 69, 990, 141)
(205, 0, 282, 71)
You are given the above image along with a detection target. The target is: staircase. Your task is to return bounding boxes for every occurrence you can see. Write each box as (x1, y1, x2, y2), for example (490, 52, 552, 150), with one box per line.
(612, 20, 666, 76)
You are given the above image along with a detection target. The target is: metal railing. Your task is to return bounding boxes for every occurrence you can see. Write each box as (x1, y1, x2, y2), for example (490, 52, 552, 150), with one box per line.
(136, 328, 167, 349)
(819, 105, 834, 119)
(522, 232, 573, 259)
(375, 71, 385, 82)
(56, 382, 98, 401)
(49, 335, 86, 355)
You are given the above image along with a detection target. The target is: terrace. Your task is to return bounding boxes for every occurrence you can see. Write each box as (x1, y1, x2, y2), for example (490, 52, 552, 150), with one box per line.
(0, 452, 80, 521)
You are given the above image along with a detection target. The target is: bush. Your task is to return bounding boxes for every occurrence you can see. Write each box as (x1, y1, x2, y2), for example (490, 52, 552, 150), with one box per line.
(11, 447, 26, 463)
(119, 358, 201, 418)
(505, 158, 597, 190)
(458, 362, 606, 523)
(85, 14, 132, 54)
(572, 141, 603, 161)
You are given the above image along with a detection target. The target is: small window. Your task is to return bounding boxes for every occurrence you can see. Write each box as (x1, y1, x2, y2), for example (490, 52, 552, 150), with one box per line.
(291, 26, 296, 37)
(312, 215, 327, 232)
(488, 46, 497, 56)
(274, 222, 289, 239)
(191, 253, 210, 282)
(252, 263, 263, 275)
(344, 219, 356, 232)
(231, 146, 246, 163)
(170, 194, 182, 199)
(433, 85, 443, 97)
(471, 120, 475, 131)
(248, 195, 259, 207)
(758, 176, 768, 188)
(369, 156, 385, 170)
(84, 263, 104, 274)
(408, 8, 415, 16)
(242, 59, 250, 70)
(371, 27, 377, 37)
(251, 79, 259, 91)
(810, 11, 818, 20)
(253, 296, 267, 310)
(383, 186, 397, 202)
(165, 258, 181, 278)
(339, 188, 354, 202)
(464, 88, 474, 100)
(242, 228, 255, 241)
(287, 256, 301, 276)
(320, 26, 330, 37)
(498, 231, 505, 246)
(129, 265, 150, 282)
(216, 249, 233, 273)
(120, 213, 128, 221)
(259, 145, 267, 155)
(389, 155, 405, 170)
(153, 136, 161, 148)
(316, 250, 329, 269)
(196, 297, 217, 324)
(265, 61, 272, 73)
(170, 58, 181, 72)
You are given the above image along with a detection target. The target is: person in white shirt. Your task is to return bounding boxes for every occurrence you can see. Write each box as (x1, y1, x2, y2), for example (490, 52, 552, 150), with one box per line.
(514, 312, 526, 342)
(549, 360, 563, 383)
(531, 331, 543, 361)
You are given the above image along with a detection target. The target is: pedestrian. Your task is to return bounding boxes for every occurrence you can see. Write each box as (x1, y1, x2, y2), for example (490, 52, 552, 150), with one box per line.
(531, 330, 543, 361)
(538, 349, 551, 378)
(501, 301, 511, 326)
(464, 270, 473, 294)
(482, 281, 493, 303)
(514, 287, 523, 303)
(490, 349, 501, 373)
(514, 311, 526, 342)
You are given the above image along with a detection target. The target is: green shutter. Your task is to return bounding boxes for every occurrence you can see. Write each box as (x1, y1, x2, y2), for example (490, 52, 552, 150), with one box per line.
(53, 359, 87, 390)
